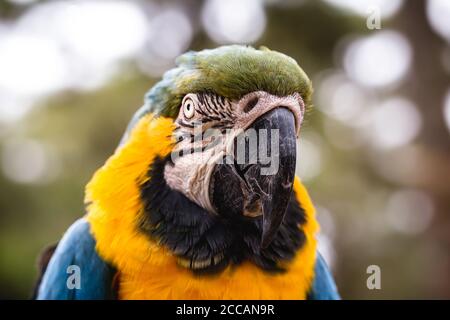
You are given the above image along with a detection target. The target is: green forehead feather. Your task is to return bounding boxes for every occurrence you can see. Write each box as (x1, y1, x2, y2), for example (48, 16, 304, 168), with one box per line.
(144, 45, 312, 119)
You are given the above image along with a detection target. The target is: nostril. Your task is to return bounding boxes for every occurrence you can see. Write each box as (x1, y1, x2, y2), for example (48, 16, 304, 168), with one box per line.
(243, 97, 259, 113)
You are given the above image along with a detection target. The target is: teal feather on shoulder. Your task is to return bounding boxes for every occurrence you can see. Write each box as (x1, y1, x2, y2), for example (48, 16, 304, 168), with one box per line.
(36, 219, 116, 300)
(308, 253, 341, 300)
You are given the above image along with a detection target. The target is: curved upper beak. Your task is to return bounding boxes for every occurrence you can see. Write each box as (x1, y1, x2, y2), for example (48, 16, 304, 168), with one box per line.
(211, 107, 297, 248)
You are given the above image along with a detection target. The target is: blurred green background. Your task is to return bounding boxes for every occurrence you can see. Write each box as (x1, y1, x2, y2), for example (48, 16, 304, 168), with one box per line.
(1, 0, 449, 299)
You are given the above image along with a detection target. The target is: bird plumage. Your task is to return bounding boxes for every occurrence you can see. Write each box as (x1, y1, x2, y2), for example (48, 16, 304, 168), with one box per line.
(36, 45, 340, 300)
(145, 45, 313, 119)
(37, 219, 116, 299)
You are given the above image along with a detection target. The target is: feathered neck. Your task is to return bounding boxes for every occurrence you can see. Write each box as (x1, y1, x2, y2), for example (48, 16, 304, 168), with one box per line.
(86, 114, 320, 299)
(139, 155, 306, 274)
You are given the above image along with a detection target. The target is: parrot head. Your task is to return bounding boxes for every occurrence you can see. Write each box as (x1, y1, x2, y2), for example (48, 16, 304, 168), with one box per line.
(92, 45, 313, 274)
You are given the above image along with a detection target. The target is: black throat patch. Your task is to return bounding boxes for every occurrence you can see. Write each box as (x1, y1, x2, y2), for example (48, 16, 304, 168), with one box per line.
(139, 156, 307, 275)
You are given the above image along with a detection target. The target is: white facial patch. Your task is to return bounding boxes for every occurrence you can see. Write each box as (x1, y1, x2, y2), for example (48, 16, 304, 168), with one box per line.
(164, 91, 304, 214)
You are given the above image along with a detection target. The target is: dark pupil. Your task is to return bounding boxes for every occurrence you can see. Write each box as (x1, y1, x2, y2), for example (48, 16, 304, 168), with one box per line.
(187, 104, 191, 110)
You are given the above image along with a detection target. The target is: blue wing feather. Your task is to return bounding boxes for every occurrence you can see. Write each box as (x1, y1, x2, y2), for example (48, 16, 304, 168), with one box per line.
(36, 218, 116, 300)
(308, 253, 341, 300)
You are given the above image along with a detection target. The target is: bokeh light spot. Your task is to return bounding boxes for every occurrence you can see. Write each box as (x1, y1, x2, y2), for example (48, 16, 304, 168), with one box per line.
(1, 139, 60, 184)
(426, 0, 450, 42)
(202, 0, 266, 44)
(322, 0, 403, 18)
(0, 33, 67, 96)
(296, 134, 323, 181)
(368, 97, 422, 150)
(343, 31, 412, 88)
(386, 189, 434, 235)
(137, 8, 192, 77)
(443, 89, 450, 134)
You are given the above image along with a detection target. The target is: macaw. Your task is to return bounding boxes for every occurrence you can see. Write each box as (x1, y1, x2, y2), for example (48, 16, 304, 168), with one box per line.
(36, 45, 340, 300)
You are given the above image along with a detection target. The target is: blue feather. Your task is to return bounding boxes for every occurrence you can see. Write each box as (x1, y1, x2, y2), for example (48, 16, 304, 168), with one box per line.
(36, 218, 116, 300)
(308, 253, 341, 300)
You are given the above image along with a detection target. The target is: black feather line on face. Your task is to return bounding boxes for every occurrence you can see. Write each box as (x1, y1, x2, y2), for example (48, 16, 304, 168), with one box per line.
(139, 156, 306, 275)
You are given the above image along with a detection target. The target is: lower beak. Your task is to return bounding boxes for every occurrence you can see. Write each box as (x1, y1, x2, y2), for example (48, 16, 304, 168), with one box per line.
(211, 107, 297, 248)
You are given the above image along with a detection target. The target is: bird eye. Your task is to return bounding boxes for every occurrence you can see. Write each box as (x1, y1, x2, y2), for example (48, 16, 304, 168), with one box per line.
(183, 98, 195, 119)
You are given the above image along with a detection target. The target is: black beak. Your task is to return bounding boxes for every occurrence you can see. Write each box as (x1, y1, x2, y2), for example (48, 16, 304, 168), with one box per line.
(210, 108, 297, 248)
